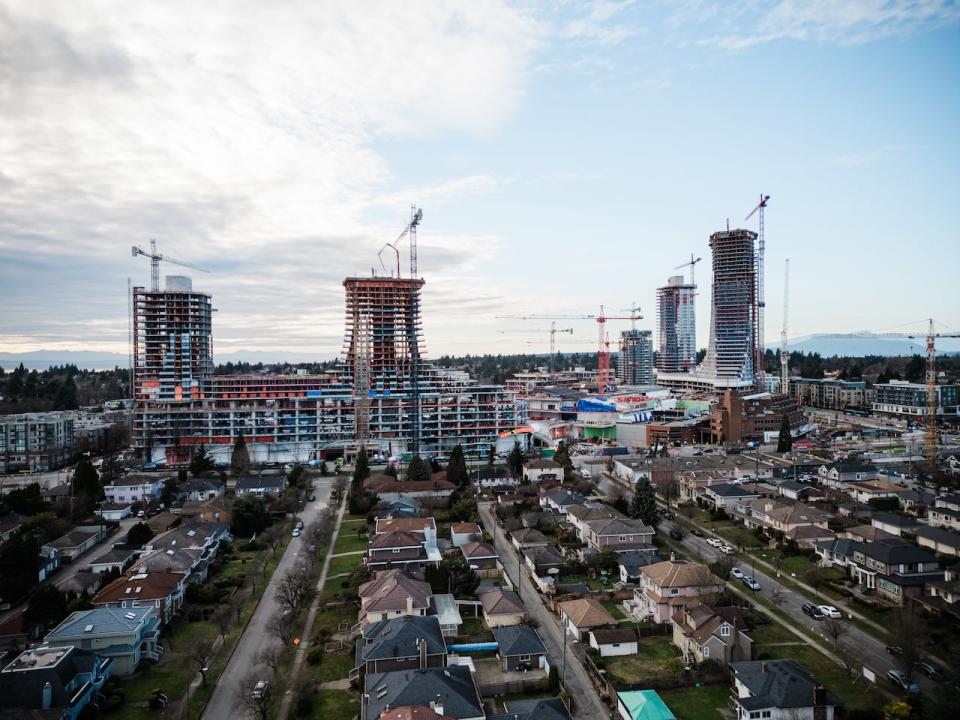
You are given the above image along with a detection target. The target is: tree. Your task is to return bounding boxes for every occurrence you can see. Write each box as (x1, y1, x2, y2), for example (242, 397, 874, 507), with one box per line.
(446, 444, 469, 489)
(554, 442, 573, 481)
(891, 606, 926, 681)
(450, 497, 479, 523)
(24, 584, 68, 633)
(230, 435, 251, 478)
(54, 376, 78, 410)
(823, 617, 847, 648)
(190, 637, 215, 687)
(190, 445, 215, 477)
(232, 495, 272, 537)
(507, 442, 524, 479)
(127, 522, 154, 548)
(72, 456, 102, 516)
(487, 445, 495, 468)
(98, 454, 123, 484)
(406, 455, 430, 483)
(267, 611, 295, 645)
(776, 413, 793, 453)
(256, 646, 284, 679)
(630, 478, 659, 526)
(0, 532, 39, 603)
(352, 445, 370, 496)
(275, 563, 317, 615)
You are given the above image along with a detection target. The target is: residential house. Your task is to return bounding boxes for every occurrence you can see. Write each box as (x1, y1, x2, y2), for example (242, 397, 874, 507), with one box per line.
(43, 606, 161, 676)
(635, 560, 725, 624)
(375, 706, 457, 720)
(899, 489, 935, 516)
(588, 627, 638, 657)
(38, 544, 61, 582)
(848, 538, 942, 605)
(914, 525, 960, 558)
(523, 545, 566, 582)
(936, 493, 960, 512)
(177, 478, 224, 503)
(375, 495, 422, 520)
(364, 476, 457, 503)
(818, 462, 877, 489)
(374, 517, 438, 539)
(42, 483, 73, 506)
(362, 665, 484, 720)
(618, 549, 658, 585)
(783, 525, 836, 550)
(131, 522, 231, 583)
(0, 513, 23, 544)
(522, 459, 563, 484)
(367, 530, 440, 572)
(582, 517, 655, 555)
(558, 598, 617, 641)
(541, 490, 587, 515)
(871, 514, 919, 537)
(450, 523, 482, 548)
(93, 569, 187, 625)
(479, 588, 525, 627)
(358, 569, 432, 625)
(179, 495, 233, 526)
(566, 504, 624, 539)
(88, 546, 138, 575)
(928, 500, 960, 531)
(921, 564, 960, 616)
(58, 570, 104, 599)
(354, 615, 447, 675)
(102, 475, 168, 504)
(671, 604, 752, 666)
(777, 481, 823, 502)
(460, 541, 500, 579)
(730, 659, 840, 720)
(0, 645, 112, 720)
(815, 538, 856, 568)
(734, 499, 830, 538)
(234, 475, 286, 498)
(492, 625, 548, 671)
(846, 480, 908, 505)
(95, 502, 132, 521)
(476, 467, 516, 491)
(703, 484, 761, 514)
(498, 698, 570, 720)
(510, 528, 550, 552)
(48, 526, 107, 564)
(842, 524, 896, 543)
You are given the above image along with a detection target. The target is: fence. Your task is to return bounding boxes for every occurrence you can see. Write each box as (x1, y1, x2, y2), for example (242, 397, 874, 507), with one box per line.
(583, 653, 728, 699)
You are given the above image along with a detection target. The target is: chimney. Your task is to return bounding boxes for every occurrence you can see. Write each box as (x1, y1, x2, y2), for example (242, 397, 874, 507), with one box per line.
(42, 682, 53, 709)
(419, 637, 428, 670)
(432, 694, 444, 716)
(813, 686, 826, 706)
(406, 595, 414, 615)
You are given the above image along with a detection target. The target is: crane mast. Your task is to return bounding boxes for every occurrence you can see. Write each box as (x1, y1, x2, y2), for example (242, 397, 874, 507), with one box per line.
(406, 207, 423, 456)
(745, 194, 770, 392)
(131, 238, 209, 292)
(781, 259, 789, 396)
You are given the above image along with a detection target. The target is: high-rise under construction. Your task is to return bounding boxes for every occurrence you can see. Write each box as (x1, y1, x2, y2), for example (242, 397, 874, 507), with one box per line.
(655, 275, 696, 373)
(618, 329, 654, 385)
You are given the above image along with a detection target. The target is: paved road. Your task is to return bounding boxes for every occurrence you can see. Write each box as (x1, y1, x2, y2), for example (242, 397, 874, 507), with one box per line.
(203, 477, 334, 720)
(479, 502, 611, 720)
(660, 517, 936, 695)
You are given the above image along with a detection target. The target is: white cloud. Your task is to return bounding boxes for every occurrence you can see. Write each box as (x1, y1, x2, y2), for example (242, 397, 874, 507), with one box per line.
(0, 0, 542, 354)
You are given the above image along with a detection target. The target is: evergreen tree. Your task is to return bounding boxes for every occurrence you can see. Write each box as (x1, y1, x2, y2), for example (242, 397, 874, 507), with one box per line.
(486, 446, 495, 468)
(72, 456, 102, 515)
(507, 441, 524, 479)
(127, 522, 155, 547)
(776, 413, 793, 453)
(54, 377, 78, 410)
(230, 434, 251, 477)
(406, 455, 430, 483)
(553, 442, 573, 481)
(351, 446, 370, 496)
(446, 444, 469, 488)
(630, 478, 659, 526)
(189, 445, 215, 476)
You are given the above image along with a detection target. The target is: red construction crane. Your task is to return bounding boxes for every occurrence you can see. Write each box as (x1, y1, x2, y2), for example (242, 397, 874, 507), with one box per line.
(496, 307, 641, 393)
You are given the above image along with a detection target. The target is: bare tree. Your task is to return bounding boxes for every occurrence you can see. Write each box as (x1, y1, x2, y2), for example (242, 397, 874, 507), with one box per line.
(256, 646, 284, 679)
(216, 605, 233, 640)
(823, 617, 847, 647)
(275, 563, 318, 615)
(262, 525, 284, 558)
(892, 606, 926, 681)
(189, 637, 215, 688)
(236, 672, 273, 720)
(771, 588, 786, 609)
(267, 611, 295, 645)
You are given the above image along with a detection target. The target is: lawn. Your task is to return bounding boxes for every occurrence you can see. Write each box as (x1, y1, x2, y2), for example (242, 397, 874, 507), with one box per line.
(297, 689, 361, 720)
(458, 616, 492, 639)
(754, 643, 882, 714)
(307, 648, 355, 684)
(333, 528, 369, 555)
(558, 575, 616, 591)
(660, 684, 731, 720)
(604, 636, 681, 684)
(749, 621, 800, 645)
(602, 600, 627, 621)
(327, 552, 365, 577)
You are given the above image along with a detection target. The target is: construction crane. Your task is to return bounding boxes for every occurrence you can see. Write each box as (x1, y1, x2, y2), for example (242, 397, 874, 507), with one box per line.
(621, 303, 643, 330)
(131, 239, 209, 292)
(499, 324, 575, 371)
(495, 307, 641, 394)
(780, 259, 790, 396)
(745, 194, 770, 392)
(674, 254, 703, 287)
(814, 319, 960, 475)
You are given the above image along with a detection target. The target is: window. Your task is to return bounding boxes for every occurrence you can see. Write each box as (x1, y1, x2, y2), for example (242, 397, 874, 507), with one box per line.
(670, 588, 679, 596)
(720, 625, 731, 637)
(519, 654, 531, 662)
(761, 713, 771, 719)
(393, 548, 401, 554)
(702, 646, 710, 657)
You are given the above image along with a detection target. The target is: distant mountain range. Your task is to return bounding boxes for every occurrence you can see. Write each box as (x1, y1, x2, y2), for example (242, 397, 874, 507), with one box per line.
(767, 334, 960, 357)
(0, 350, 337, 370)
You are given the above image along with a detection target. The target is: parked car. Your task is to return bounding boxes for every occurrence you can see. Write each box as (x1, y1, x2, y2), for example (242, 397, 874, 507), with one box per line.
(742, 576, 761, 591)
(707, 538, 722, 547)
(886, 645, 904, 656)
(818, 605, 842, 619)
(252, 680, 269, 699)
(730, 568, 745, 580)
(309, 494, 316, 501)
(802, 602, 825, 620)
(918, 661, 942, 681)
(292, 528, 301, 537)
(691, 528, 704, 537)
(719, 545, 735, 555)
(887, 669, 920, 694)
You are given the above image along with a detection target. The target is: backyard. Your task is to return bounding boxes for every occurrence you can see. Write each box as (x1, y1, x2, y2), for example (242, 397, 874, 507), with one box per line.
(660, 684, 731, 720)
(602, 635, 683, 685)
(333, 520, 369, 555)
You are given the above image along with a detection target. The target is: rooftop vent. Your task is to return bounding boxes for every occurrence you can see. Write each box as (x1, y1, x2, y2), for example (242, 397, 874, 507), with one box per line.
(124, 612, 136, 620)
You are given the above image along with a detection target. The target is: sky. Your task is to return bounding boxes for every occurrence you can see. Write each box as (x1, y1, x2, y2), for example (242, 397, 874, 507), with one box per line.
(1, 0, 958, 362)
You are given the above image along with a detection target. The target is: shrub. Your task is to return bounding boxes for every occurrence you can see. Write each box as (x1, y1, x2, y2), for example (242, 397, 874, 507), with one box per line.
(306, 646, 324, 666)
(295, 689, 315, 717)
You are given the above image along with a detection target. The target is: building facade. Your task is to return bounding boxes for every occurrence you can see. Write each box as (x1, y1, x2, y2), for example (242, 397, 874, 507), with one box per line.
(618, 329, 655, 385)
(0, 413, 75, 473)
(792, 377, 868, 410)
(872, 380, 959, 419)
(656, 275, 696, 373)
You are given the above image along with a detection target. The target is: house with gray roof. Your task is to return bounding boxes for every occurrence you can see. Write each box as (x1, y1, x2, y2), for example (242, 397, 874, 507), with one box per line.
(582, 517, 655, 554)
(915, 525, 960, 558)
(510, 528, 550, 552)
(703, 483, 761, 513)
(618, 549, 659, 584)
(492, 697, 570, 720)
(731, 659, 840, 720)
(234, 475, 287, 498)
(363, 665, 484, 720)
(0, 644, 113, 719)
(42, 606, 161, 676)
(541, 489, 588, 515)
(354, 615, 447, 676)
(492, 625, 548, 672)
(849, 538, 942, 605)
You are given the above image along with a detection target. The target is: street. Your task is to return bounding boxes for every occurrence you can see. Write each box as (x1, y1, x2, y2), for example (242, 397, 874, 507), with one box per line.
(659, 517, 937, 695)
(203, 476, 334, 720)
(478, 502, 610, 720)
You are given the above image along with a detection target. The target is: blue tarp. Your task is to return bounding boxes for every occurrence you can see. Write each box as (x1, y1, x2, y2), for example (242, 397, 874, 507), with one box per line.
(576, 399, 616, 413)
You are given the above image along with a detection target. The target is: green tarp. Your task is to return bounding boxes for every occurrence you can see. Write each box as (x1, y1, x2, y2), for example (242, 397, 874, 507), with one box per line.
(617, 690, 677, 720)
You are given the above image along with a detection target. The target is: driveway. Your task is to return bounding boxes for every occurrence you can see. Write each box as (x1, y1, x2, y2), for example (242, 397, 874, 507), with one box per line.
(478, 502, 611, 720)
(203, 477, 334, 720)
